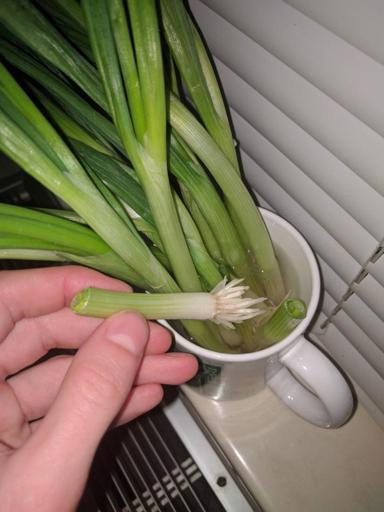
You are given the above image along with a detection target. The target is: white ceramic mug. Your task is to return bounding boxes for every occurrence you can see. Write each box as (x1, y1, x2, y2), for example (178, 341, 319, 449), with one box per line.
(165, 209, 354, 429)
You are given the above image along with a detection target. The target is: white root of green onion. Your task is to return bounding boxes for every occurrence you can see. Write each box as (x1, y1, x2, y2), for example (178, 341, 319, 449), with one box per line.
(71, 278, 266, 329)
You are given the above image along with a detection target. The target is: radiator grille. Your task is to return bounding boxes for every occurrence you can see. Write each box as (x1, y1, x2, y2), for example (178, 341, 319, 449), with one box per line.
(78, 406, 226, 512)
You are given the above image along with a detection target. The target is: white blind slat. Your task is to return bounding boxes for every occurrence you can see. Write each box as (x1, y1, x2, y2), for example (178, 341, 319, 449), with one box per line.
(240, 149, 363, 285)
(232, 110, 378, 260)
(352, 274, 384, 322)
(342, 294, 384, 352)
(214, 58, 384, 241)
(317, 257, 348, 304)
(368, 253, 384, 288)
(198, 0, 384, 139)
(316, 298, 384, 397)
(190, 0, 384, 196)
(312, 324, 384, 413)
(332, 311, 384, 380)
(322, 291, 339, 318)
(284, 0, 384, 68)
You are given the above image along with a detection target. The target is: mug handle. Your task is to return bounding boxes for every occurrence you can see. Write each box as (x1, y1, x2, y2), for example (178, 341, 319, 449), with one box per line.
(267, 336, 353, 428)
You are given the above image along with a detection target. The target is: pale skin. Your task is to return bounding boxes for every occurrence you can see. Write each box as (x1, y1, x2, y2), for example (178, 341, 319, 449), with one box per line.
(0, 266, 198, 511)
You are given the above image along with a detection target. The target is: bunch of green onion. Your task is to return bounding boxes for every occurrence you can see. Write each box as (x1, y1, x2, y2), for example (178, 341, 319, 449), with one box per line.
(0, 0, 306, 353)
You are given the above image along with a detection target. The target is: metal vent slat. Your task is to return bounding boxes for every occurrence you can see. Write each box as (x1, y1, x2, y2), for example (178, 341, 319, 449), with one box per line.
(78, 407, 226, 512)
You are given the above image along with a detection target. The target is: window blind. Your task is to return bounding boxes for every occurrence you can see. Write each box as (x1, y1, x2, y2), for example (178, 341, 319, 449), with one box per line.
(189, 0, 384, 426)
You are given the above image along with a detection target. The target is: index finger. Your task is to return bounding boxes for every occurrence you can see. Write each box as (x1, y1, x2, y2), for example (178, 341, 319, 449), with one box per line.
(0, 266, 131, 340)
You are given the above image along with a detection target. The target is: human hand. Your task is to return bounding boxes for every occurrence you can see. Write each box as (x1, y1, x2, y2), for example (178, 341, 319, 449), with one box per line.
(0, 266, 198, 511)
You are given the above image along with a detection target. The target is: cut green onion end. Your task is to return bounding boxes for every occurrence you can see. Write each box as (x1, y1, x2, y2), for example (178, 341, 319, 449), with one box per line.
(71, 288, 92, 314)
(285, 298, 307, 319)
(260, 298, 307, 347)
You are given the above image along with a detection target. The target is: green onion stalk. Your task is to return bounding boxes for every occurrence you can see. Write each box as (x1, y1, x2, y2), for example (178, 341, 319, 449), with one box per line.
(0, 203, 147, 286)
(160, 0, 238, 170)
(169, 95, 285, 304)
(0, 0, 225, 351)
(81, 0, 232, 347)
(0, 0, 307, 352)
(72, 278, 266, 329)
(0, 9, 278, 301)
(0, 64, 229, 351)
(0, 63, 172, 292)
(258, 298, 307, 349)
(82, 0, 203, 292)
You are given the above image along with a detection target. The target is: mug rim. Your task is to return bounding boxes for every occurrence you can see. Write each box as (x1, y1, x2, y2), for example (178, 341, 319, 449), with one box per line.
(170, 208, 321, 363)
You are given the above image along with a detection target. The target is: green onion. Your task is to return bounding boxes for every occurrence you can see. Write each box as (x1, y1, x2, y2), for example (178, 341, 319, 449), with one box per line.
(35, 93, 114, 157)
(36, 0, 86, 28)
(0, 0, 107, 110)
(173, 193, 223, 290)
(0, 0, 301, 354)
(260, 298, 307, 348)
(123, 207, 164, 251)
(0, 248, 66, 262)
(169, 134, 264, 295)
(82, 0, 202, 294)
(0, 62, 179, 293)
(34, 209, 86, 224)
(71, 140, 155, 228)
(169, 95, 285, 304)
(72, 278, 266, 328)
(108, 0, 146, 142)
(0, 62, 225, 352)
(34, 0, 92, 60)
(0, 204, 147, 286)
(72, 140, 221, 289)
(0, 40, 123, 152)
(160, 0, 238, 170)
(0, 235, 70, 254)
(0, 3, 278, 300)
(178, 183, 224, 266)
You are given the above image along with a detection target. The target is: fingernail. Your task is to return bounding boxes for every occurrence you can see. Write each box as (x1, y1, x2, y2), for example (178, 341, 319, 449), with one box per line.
(107, 312, 148, 354)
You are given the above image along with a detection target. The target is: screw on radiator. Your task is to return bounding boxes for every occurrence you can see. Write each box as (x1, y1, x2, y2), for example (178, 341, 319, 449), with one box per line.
(216, 476, 227, 487)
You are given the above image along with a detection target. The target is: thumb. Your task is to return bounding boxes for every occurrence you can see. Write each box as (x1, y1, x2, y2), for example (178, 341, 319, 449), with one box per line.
(24, 312, 149, 504)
